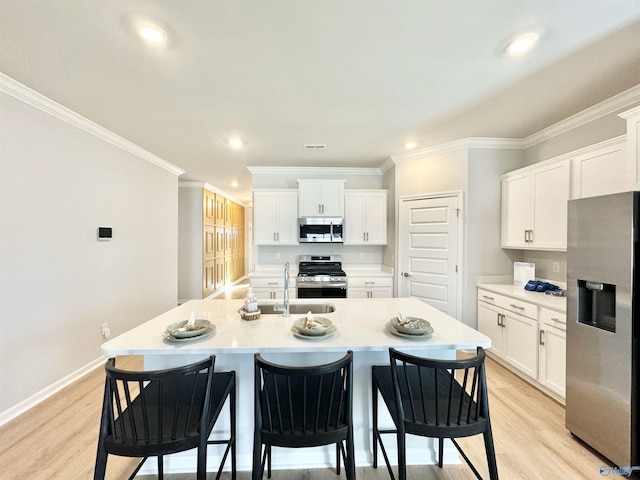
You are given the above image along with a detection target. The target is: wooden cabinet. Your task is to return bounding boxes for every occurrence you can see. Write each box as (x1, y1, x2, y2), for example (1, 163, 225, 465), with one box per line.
(571, 137, 628, 199)
(620, 106, 640, 190)
(477, 289, 538, 380)
(253, 190, 298, 245)
(344, 190, 387, 245)
(297, 179, 345, 217)
(501, 159, 570, 251)
(348, 276, 393, 298)
(538, 307, 566, 398)
(178, 183, 245, 301)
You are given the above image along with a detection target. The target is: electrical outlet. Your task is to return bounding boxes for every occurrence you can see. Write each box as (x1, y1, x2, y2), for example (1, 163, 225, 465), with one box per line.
(101, 322, 111, 338)
(552, 262, 560, 273)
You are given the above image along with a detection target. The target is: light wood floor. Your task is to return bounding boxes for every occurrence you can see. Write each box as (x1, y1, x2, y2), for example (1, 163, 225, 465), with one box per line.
(0, 287, 611, 479)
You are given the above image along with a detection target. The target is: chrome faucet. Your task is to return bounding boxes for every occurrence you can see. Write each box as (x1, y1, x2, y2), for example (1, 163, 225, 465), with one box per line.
(275, 262, 290, 317)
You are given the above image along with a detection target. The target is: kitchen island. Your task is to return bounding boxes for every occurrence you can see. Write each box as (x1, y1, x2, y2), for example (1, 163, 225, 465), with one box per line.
(101, 297, 490, 475)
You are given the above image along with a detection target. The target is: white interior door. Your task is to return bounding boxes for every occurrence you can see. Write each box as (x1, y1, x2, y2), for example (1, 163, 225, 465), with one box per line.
(398, 194, 461, 318)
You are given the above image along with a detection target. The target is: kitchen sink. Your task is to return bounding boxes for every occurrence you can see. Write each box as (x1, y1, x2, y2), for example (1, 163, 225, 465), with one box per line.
(258, 302, 336, 315)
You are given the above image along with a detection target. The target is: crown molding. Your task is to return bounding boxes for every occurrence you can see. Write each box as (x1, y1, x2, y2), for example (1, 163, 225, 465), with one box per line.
(522, 83, 640, 148)
(246, 166, 382, 176)
(389, 137, 524, 164)
(619, 104, 640, 119)
(0, 73, 184, 176)
(178, 181, 246, 205)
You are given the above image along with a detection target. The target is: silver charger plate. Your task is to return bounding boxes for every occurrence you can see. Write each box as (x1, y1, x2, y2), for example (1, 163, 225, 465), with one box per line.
(385, 322, 433, 339)
(163, 326, 215, 343)
(291, 324, 337, 340)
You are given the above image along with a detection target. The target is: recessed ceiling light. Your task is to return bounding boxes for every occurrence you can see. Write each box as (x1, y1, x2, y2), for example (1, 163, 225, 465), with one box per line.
(231, 181, 239, 188)
(225, 137, 245, 149)
(505, 32, 539, 56)
(136, 22, 167, 45)
(405, 142, 417, 150)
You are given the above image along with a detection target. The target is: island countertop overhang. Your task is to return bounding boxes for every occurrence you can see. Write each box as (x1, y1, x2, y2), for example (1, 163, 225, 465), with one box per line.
(101, 297, 490, 356)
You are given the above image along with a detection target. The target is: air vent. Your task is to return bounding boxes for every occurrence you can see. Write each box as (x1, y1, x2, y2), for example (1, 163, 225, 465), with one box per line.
(304, 144, 327, 150)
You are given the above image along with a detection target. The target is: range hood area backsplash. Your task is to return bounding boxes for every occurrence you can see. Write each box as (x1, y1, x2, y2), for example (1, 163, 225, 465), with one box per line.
(255, 245, 385, 267)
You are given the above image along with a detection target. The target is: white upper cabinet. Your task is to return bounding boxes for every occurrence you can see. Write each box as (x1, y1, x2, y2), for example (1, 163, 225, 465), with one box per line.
(620, 106, 640, 190)
(253, 190, 299, 245)
(297, 179, 345, 217)
(501, 159, 570, 251)
(571, 136, 628, 199)
(344, 190, 387, 245)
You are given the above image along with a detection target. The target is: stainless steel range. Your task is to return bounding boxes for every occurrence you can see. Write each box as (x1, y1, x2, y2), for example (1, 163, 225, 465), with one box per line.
(297, 255, 347, 299)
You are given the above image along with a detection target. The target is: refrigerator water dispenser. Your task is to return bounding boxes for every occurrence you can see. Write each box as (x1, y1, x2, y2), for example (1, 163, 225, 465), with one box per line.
(577, 280, 616, 333)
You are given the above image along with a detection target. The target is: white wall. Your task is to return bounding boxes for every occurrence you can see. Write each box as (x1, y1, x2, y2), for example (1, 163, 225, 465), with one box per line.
(394, 146, 523, 326)
(0, 89, 180, 419)
(178, 186, 204, 302)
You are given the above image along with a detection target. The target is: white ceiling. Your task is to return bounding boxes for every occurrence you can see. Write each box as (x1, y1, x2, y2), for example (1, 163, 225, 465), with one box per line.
(2, 1, 640, 202)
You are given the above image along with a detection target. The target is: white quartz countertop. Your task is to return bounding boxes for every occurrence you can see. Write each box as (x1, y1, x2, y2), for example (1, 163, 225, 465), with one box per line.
(102, 297, 490, 356)
(477, 283, 566, 312)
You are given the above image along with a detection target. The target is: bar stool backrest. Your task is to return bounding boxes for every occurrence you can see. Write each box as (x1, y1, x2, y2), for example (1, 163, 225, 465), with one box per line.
(388, 348, 489, 438)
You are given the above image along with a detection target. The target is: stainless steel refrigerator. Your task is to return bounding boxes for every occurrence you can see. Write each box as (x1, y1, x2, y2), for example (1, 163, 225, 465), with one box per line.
(566, 191, 639, 467)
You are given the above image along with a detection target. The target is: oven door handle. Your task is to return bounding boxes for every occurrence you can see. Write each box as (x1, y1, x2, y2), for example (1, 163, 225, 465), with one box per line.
(297, 282, 347, 289)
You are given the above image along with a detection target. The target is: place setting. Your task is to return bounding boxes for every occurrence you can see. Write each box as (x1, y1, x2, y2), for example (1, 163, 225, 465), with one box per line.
(290, 311, 337, 340)
(385, 312, 434, 340)
(163, 312, 215, 343)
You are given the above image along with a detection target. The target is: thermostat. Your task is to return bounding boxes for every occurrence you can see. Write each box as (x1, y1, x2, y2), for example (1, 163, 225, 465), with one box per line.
(97, 227, 113, 240)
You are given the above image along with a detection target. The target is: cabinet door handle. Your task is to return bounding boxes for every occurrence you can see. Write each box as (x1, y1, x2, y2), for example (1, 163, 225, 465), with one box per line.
(524, 230, 528, 242)
(510, 304, 525, 310)
(363, 232, 366, 242)
(366, 232, 369, 241)
(365, 282, 375, 285)
(539, 329, 545, 345)
(482, 295, 494, 301)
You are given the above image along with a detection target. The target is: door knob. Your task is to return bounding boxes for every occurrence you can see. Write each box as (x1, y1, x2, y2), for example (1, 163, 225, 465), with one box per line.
(402, 272, 412, 277)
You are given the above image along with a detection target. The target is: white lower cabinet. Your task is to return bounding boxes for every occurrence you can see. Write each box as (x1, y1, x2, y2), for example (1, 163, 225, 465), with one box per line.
(250, 277, 296, 300)
(348, 276, 392, 298)
(477, 295, 537, 379)
(538, 308, 566, 398)
(477, 288, 566, 401)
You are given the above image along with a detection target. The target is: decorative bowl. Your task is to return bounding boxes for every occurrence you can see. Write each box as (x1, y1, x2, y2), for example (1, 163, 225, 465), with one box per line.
(293, 317, 332, 336)
(390, 316, 431, 335)
(166, 319, 211, 338)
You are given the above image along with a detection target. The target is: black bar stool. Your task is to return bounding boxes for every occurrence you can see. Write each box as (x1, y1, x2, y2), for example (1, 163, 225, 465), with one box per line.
(372, 347, 498, 480)
(252, 351, 355, 480)
(94, 355, 236, 480)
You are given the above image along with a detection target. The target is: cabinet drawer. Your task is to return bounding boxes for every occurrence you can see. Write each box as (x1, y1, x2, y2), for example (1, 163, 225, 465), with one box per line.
(478, 289, 537, 319)
(348, 276, 393, 288)
(250, 277, 296, 289)
(540, 307, 566, 328)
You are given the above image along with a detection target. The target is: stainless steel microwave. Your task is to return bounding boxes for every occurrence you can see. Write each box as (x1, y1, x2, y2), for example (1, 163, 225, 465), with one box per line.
(299, 217, 343, 243)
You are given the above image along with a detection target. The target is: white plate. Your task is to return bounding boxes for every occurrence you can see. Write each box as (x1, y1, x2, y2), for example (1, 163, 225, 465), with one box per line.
(163, 326, 215, 343)
(385, 322, 433, 339)
(291, 324, 337, 340)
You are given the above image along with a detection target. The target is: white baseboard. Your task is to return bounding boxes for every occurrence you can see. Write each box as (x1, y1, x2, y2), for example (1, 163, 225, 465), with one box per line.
(0, 355, 107, 427)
